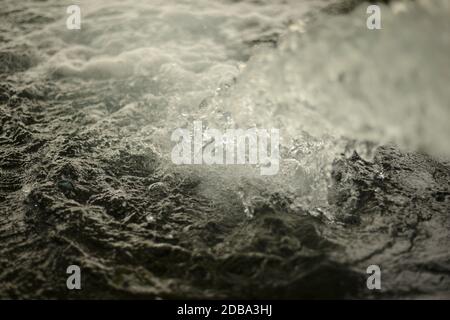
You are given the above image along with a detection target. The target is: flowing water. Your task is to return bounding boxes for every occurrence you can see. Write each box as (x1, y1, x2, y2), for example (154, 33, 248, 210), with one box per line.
(0, 0, 449, 298)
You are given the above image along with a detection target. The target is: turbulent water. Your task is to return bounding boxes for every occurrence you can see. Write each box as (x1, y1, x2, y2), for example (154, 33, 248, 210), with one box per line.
(0, 0, 449, 298)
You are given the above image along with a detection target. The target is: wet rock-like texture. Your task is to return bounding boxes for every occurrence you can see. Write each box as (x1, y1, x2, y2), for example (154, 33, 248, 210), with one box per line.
(0, 0, 449, 299)
(328, 148, 450, 298)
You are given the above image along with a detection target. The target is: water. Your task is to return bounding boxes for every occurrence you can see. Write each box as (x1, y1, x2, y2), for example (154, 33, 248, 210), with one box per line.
(0, 0, 449, 298)
(20, 0, 449, 214)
